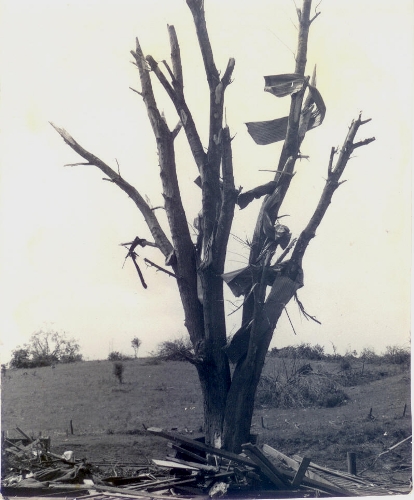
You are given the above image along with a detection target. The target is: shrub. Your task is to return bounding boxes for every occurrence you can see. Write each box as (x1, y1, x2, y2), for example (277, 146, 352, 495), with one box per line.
(152, 338, 194, 362)
(9, 331, 83, 368)
(383, 345, 410, 365)
(108, 351, 132, 361)
(10, 348, 33, 369)
(269, 343, 326, 360)
(113, 362, 124, 384)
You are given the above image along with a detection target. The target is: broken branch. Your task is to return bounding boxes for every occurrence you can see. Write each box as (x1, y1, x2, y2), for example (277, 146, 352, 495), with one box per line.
(144, 257, 177, 278)
(294, 292, 321, 324)
(50, 123, 173, 259)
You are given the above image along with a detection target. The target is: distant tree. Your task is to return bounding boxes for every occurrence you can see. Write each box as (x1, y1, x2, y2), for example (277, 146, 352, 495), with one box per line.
(131, 337, 142, 358)
(9, 330, 83, 368)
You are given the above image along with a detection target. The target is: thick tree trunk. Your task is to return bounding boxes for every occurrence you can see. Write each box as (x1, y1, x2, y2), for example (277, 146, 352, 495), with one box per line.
(223, 271, 303, 452)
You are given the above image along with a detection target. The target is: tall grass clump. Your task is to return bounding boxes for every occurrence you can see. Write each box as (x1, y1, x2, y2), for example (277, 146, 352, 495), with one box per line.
(256, 359, 348, 409)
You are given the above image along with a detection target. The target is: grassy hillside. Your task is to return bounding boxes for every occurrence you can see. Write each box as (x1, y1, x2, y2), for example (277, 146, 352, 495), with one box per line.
(1, 355, 411, 486)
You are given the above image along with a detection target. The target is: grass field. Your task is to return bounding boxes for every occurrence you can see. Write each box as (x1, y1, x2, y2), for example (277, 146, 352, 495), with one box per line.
(1, 355, 411, 488)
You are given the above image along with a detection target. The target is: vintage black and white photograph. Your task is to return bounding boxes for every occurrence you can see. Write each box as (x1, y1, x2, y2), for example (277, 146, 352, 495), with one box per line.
(0, 0, 412, 497)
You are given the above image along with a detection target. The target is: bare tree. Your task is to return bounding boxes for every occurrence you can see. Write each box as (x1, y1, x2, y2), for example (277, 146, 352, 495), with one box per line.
(131, 337, 142, 358)
(52, 0, 374, 452)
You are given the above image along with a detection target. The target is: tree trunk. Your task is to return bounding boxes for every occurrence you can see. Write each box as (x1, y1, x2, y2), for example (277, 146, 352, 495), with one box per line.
(223, 271, 303, 452)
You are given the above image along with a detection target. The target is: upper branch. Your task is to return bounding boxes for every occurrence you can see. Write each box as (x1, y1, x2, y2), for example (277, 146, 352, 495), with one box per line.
(145, 51, 207, 173)
(186, 0, 220, 88)
(295, 0, 313, 76)
(290, 114, 375, 266)
(50, 123, 174, 258)
(131, 38, 169, 140)
(168, 25, 183, 91)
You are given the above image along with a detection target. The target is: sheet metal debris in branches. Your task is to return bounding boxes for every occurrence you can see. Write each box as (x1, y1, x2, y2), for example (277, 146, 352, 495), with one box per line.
(264, 74, 305, 98)
(246, 74, 326, 145)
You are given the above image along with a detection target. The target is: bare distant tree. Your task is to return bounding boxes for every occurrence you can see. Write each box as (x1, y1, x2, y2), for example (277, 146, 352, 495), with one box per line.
(131, 337, 142, 358)
(53, 0, 374, 452)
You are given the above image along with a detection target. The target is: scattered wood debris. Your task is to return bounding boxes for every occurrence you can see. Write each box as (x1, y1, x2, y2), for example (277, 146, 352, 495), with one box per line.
(2, 427, 411, 498)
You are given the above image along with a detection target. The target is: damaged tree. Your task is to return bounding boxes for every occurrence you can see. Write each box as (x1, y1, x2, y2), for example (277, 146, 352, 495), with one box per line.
(52, 0, 374, 453)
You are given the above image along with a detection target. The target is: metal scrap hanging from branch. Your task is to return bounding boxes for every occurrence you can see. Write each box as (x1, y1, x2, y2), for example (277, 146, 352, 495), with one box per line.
(246, 72, 326, 145)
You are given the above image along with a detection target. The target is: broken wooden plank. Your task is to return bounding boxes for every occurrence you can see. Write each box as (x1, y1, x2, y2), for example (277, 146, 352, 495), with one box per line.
(118, 475, 196, 491)
(167, 441, 209, 464)
(86, 483, 190, 498)
(263, 444, 343, 488)
(262, 445, 352, 496)
(291, 457, 311, 488)
(242, 444, 288, 488)
(152, 458, 199, 471)
(165, 456, 220, 472)
(147, 427, 256, 468)
(378, 434, 412, 457)
(4, 439, 25, 451)
(145, 476, 199, 493)
(15, 427, 33, 442)
(292, 453, 371, 486)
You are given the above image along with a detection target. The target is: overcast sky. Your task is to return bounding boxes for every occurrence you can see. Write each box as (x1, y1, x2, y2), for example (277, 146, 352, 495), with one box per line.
(0, 0, 412, 362)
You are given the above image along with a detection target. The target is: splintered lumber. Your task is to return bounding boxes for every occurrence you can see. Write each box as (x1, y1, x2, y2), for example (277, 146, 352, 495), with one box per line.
(145, 476, 199, 493)
(147, 427, 256, 468)
(291, 457, 312, 488)
(262, 445, 351, 496)
(167, 441, 209, 463)
(165, 456, 220, 472)
(241, 443, 287, 488)
(378, 434, 412, 457)
(116, 475, 198, 492)
(292, 453, 370, 486)
(87, 484, 188, 498)
(15, 427, 33, 442)
(152, 458, 199, 471)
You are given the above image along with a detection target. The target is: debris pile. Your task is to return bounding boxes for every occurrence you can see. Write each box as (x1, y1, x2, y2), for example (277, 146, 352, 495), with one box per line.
(2, 427, 410, 498)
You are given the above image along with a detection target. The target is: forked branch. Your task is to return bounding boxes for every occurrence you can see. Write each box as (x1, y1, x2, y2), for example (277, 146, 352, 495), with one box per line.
(291, 114, 375, 266)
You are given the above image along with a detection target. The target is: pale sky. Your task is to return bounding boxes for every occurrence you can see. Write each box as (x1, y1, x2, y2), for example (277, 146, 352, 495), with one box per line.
(0, 0, 412, 362)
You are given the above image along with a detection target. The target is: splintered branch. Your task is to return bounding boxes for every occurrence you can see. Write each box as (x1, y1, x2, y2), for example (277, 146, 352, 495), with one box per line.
(291, 114, 375, 266)
(294, 292, 321, 324)
(144, 48, 206, 172)
(144, 258, 177, 278)
(130, 252, 148, 289)
(50, 123, 173, 259)
(186, 0, 220, 88)
(168, 25, 183, 89)
(64, 162, 91, 167)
